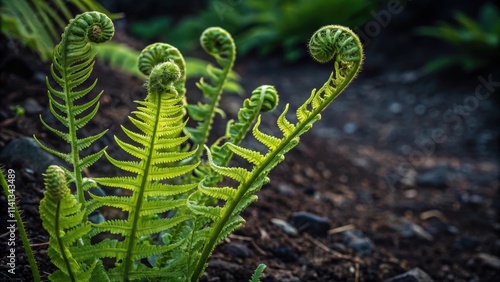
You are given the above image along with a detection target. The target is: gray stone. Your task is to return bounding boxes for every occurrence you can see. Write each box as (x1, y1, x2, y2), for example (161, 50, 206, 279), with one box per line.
(273, 246, 299, 262)
(389, 102, 403, 114)
(289, 211, 331, 237)
(342, 230, 374, 256)
(343, 122, 358, 134)
(398, 222, 434, 241)
(477, 253, 500, 270)
(222, 243, 252, 258)
(0, 137, 64, 178)
(385, 267, 434, 282)
(271, 218, 298, 236)
(460, 193, 485, 206)
(416, 166, 449, 188)
(22, 98, 43, 114)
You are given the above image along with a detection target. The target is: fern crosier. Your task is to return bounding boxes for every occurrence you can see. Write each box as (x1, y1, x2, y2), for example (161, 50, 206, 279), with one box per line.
(185, 27, 236, 164)
(207, 85, 278, 183)
(188, 25, 363, 281)
(35, 11, 114, 205)
(138, 43, 187, 97)
(90, 59, 199, 280)
(40, 165, 103, 282)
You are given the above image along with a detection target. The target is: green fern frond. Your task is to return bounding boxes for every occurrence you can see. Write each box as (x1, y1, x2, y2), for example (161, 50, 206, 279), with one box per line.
(40, 165, 103, 282)
(35, 12, 114, 206)
(210, 85, 278, 170)
(250, 264, 266, 282)
(92, 58, 199, 279)
(138, 43, 187, 97)
(185, 27, 237, 164)
(189, 25, 363, 281)
(36, 17, 363, 281)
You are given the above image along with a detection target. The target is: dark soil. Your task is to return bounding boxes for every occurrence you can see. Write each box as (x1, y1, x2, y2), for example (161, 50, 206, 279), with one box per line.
(1, 13, 499, 282)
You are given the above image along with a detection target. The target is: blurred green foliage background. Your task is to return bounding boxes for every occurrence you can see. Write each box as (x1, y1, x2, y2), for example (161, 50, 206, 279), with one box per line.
(2, 0, 498, 73)
(125, 0, 381, 61)
(417, 2, 500, 72)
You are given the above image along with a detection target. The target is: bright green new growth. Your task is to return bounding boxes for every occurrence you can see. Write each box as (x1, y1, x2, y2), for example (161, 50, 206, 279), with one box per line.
(35, 11, 114, 206)
(37, 11, 363, 282)
(40, 165, 105, 282)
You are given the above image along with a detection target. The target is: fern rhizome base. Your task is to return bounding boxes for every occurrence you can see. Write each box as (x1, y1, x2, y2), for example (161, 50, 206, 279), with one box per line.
(29, 11, 363, 282)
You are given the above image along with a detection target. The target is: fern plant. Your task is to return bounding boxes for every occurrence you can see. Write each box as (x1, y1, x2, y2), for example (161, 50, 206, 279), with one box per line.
(33, 11, 363, 281)
(417, 2, 500, 72)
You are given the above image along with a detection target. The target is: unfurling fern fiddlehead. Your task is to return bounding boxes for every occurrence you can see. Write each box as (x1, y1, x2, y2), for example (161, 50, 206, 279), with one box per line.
(138, 43, 187, 97)
(189, 25, 363, 280)
(35, 12, 114, 205)
(185, 27, 236, 165)
(208, 85, 278, 182)
(40, 165, 105, 281)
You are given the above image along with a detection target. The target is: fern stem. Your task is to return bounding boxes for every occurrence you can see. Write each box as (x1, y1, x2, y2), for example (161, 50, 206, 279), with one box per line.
(213, 85, 278, 168)
(55, 197, 77, 282)
(121, 62, 182, 280)
(192, 67, 232, 164)
(47, 12, 114, 205)
(121, 91, 163, 280)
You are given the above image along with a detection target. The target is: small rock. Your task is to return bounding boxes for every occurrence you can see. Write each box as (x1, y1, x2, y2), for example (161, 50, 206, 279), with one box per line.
(389, 102, 403, 114)
(385, 267, 434, 282)
(33, 71, 46, 83)
(343, 122, 357, 134)
(460, 193, 485, 206)
(342, 230, 374, 256)
(271, 218, 298, 236)
(352, 157, 369, 168)
(356, 190, 373, 203)
(0, 137, 64, 179)
(477, 253, 500, 270)
(397, 222, 434, 241)
(403, 189, 418, 198)
(411, 224, 434, 241)
(289, 211, 331, 237)
(222, 243, 252, 258)
(447, 225, 459, 235)
(400, 169, 417, 187)
(22, 98, 43, 114)
(277, 183, 296, 197)
(416, 167, 449, 188)
(273, 246, 299, 262)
